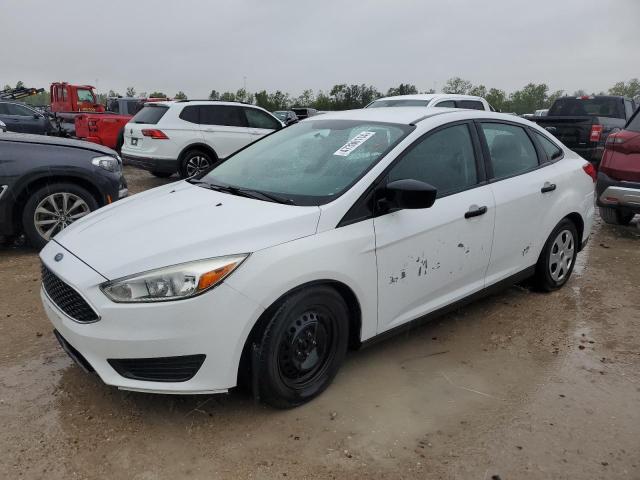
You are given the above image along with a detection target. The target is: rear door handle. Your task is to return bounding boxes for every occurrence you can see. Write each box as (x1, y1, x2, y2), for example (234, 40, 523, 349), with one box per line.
(465, 205, 488, 219)
(541, 182, 557, 193)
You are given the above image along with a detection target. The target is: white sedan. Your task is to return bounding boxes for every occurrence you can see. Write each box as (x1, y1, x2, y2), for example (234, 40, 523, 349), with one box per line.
(40, 107, 595, 408)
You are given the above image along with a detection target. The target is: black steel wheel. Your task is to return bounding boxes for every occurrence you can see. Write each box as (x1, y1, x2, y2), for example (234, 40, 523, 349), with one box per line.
(256, 286, 349, 408)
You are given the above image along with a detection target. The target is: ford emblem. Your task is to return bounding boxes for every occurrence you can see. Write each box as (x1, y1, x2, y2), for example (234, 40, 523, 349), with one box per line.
(54, 253, 64, 262)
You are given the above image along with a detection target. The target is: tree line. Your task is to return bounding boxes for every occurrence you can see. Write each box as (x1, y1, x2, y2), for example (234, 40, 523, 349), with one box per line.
(4, 78, 639, 115)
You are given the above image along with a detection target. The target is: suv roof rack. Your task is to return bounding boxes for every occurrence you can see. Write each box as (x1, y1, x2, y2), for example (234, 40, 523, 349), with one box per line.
(176, 99, 252, 105)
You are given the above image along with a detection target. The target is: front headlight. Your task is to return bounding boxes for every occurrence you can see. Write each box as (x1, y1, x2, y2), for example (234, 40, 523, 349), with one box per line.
(92, 155, 121, 173)
(100, 255, 248, 303)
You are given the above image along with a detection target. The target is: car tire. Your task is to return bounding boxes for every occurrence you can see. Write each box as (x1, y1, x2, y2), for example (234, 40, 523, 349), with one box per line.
(22, 183, 98, 250)
(255, 286, 349, 409)
(534, 218, 579, 292)
(599, 207, 634, 226)
(179, 149, 214, 179)
(151, 171, 173, 178)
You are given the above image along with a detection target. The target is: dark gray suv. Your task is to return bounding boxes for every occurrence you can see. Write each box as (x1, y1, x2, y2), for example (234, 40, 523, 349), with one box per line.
(0, 133, 128, 248)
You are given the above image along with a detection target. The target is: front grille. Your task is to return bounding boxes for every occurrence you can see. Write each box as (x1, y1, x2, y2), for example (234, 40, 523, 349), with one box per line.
(42, 264, 99, 323)
(108, 355, 206, 382)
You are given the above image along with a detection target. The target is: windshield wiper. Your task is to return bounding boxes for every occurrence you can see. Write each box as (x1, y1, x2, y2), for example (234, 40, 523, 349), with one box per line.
(190, 180, 296, 205)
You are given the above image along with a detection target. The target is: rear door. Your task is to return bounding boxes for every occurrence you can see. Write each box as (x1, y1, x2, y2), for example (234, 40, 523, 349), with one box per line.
(243, 107, 282, 141)
(479, 121, 558, 285)
(199, 105, 252, 158)
(374, 122, 495, 333)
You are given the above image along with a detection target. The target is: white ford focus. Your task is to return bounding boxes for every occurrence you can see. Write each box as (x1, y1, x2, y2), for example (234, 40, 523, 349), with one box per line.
(40, 107, 595, 408)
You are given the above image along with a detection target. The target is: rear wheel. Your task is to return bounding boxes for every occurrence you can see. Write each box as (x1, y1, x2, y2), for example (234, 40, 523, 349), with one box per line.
(255, 286, 349, 408)
(534, 218, 578, 291)
(179, 149, 214, 178)
(599, 207, 634, 226)
(22, 183, 98, 250)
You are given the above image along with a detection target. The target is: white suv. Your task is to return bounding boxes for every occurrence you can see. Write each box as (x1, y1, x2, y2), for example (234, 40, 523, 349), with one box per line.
(367, 93, 493, 111)
(121, 100, 283, 178)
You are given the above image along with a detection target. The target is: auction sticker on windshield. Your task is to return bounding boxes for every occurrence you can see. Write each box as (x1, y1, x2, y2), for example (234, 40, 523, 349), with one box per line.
(334, 131, 376, 156)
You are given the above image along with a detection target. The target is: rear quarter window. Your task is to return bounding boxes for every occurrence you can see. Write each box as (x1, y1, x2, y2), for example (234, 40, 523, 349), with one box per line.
(179, 105, 200, 124)
(130, 105, 169, 124)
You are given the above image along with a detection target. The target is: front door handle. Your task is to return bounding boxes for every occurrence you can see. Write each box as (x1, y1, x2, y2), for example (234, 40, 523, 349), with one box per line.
(465, 205, 488, 219)
(541, 182, 556, 193)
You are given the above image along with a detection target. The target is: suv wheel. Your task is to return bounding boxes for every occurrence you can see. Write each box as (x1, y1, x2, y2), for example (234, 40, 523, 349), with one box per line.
(180, 150, 214, 178)
(534, 218, 578, 291)
(599, 207, 634, 226)
(255, 286, 349, 408)
(22, 183, 98, 250)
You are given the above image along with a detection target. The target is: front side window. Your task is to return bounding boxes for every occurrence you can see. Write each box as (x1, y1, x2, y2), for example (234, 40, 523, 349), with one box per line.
(200, 120, 412, 205)
(388, 124, 478, 196)
(77, 89, 94, 103)
(8, 103, 35, 116)
(534, 131, 563, 161)
(481, 123, 539, 179)
(244, 108, 281, 130)
(200, 105, 245, 127)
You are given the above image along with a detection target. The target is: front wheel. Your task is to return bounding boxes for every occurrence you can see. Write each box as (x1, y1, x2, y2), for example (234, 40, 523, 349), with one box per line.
(255, 286, 349, 408)
(22, 183, 98, 250)
(534, 219, 578, 291)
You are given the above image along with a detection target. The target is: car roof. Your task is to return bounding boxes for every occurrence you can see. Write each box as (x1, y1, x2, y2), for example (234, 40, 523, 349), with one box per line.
(373, 93, 485, 102)
(300, 106, 536, 127)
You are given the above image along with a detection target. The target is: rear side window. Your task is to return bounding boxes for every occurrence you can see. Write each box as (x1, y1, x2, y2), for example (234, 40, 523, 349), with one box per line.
(481, 123, 539, 179)
(130, 105, 169, 124)
(458, 100, 485, 110)
(200, 105, 245, 127)
(179, 105, 200, 123)
(367, 99, 430, 108)
(244, 108, 281, 130)
(388, 124, 478, 196)
(435, 100, 456, 108)
(534, 132, 563, 161)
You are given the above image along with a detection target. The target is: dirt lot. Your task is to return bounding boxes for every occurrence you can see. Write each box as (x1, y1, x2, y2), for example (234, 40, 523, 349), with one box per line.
(1, 166, 639, 479)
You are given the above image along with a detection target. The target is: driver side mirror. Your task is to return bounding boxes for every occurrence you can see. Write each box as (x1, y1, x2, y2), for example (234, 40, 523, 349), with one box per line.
(378, 179, 437, 212)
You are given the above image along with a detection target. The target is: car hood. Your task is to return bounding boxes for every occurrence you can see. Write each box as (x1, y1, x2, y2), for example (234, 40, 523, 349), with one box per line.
(54, 181, 321, 280)
(0, 132, 118, 156)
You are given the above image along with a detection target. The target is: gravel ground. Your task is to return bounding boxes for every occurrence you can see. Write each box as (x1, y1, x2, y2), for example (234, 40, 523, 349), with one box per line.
(1, 166, 639, 479)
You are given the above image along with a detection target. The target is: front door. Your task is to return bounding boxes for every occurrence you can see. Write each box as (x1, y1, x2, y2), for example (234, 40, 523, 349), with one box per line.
(374, 122, 495, 333)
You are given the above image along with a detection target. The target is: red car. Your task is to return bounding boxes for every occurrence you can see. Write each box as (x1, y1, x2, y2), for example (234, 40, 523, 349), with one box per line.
(596, 108, 640, 225)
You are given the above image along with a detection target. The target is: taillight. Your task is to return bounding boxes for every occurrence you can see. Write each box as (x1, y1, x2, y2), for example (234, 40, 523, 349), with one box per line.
(589, 124, 603, 143)
(141, 129, 169, 139)
(582, 163, 597, 182)
(605, 133, 625, 145)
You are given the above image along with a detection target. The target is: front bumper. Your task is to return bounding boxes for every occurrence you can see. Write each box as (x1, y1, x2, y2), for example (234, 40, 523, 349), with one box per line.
(40, 241, 265, 394)
(122, 154, 178, 174)
(596, 172, 640, 213)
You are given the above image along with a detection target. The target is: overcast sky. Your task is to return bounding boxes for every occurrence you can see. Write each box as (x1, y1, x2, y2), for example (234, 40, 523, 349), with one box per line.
(2, 0, 638, 97)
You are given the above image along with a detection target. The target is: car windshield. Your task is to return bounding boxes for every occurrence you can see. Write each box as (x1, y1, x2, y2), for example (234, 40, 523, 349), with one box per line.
(548, 97, 625, 119)
(198, 119, 413, 206)
(368, 99, 431, 108)
(77, 89, 95, 103)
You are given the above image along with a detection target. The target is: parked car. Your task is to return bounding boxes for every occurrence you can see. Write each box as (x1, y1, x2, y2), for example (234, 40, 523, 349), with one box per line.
(272, 110, 299, 125)
(121, 100, 284, 178)
(0, 133, 127, 248)
(40, 107, 594, 408)
(366, 94, 493, 111)
(530, 96, 637, 166)
(596, 106, 640, 225)
(291, 107, 318, 120)
(0, 101, 52, 135)
(534, 109, 549, 117)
